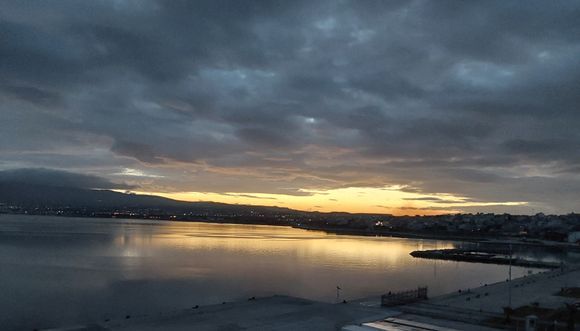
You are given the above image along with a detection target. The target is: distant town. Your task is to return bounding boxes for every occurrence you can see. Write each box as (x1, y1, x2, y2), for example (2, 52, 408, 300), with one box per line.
(2, 202, 579, 246)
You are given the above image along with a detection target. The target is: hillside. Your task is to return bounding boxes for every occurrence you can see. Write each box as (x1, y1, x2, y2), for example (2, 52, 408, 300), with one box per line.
(0, 182, 299, 216)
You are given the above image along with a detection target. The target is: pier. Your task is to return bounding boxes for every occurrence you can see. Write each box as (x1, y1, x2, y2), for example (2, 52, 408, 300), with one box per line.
(410, 248, 560, 269)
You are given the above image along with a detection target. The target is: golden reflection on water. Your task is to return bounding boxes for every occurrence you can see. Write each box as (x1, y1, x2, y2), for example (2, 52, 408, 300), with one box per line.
(0, 215, 544, 331)
(111, 222, 455, 277)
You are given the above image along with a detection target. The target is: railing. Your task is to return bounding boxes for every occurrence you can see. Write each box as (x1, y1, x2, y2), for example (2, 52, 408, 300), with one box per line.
(381, 286, 428, 307)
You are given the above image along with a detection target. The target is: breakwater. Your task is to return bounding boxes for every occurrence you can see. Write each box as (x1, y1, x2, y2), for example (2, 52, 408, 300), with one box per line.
(410, 249, 560, 269)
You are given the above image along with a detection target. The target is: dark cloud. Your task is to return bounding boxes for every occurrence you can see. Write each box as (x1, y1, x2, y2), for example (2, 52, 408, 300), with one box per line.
(1, 84, 63, 108)
(1, 1, 580, 213)
(221, 193, 277, 200)
(111, 140, 165, 164)
(0, 168, 134, 190)
(403, 197, 466, 204)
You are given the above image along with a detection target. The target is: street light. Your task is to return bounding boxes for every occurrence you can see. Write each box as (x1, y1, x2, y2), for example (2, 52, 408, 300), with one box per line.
(508, 244, 512, 308)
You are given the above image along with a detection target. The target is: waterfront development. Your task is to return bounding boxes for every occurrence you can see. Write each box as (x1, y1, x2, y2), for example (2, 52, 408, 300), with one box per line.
(0, 215, 561, 330)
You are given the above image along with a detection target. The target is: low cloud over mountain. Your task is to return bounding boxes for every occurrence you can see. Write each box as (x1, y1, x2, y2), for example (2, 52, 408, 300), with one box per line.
(0, 168, 134, 190)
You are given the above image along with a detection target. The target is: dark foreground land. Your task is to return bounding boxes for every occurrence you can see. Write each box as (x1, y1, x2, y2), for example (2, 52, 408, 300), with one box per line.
(44, 269, 580, 330)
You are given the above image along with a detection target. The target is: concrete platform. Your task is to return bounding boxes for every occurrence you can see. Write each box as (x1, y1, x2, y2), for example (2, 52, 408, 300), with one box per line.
(348, 268, 580, 330)
(69, 295, 398, 331)
(44, 269, 580, 331)
(429, 268, 580, 313)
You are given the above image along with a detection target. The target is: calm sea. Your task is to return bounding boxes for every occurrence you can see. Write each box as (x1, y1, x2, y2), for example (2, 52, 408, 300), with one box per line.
(0, 214, 540, 330)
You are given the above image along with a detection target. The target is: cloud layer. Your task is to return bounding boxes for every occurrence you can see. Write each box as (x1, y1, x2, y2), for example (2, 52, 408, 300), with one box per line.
(1, 1, 579, 213)
(0, 168, 133, 190)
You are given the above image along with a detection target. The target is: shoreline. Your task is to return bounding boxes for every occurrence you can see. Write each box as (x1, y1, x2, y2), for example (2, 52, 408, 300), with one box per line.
(292, 224, 580, 251)
(3, 212, 580, 251)
(9, 212, 576, 330)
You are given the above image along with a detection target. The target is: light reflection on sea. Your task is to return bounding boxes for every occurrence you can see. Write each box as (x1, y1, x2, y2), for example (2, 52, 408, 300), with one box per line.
(0, 215, 544, 330)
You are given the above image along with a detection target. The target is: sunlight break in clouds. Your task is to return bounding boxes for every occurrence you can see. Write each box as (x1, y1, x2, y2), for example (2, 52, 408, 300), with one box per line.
(143, 186, 528, 216)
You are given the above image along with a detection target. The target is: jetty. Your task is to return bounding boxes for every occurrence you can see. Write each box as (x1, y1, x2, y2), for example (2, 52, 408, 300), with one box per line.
(410, 248, 560, 269)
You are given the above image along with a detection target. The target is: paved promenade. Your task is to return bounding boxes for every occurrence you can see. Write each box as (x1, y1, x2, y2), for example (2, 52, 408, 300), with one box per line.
(76, 295, 396, 331)
(430, 268, 580, 313)
(349, 268, 580, 330)
(45, 268, 580, 330)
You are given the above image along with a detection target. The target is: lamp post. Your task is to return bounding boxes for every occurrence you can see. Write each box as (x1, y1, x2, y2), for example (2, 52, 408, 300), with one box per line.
(508, 244, 513, 308)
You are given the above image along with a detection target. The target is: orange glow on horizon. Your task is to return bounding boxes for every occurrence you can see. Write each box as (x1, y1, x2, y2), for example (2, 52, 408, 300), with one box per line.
(129, 186, 527, 216)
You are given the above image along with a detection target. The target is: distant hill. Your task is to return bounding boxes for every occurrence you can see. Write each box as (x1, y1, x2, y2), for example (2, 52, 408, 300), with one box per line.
(0, 168, 388, 218)
(0, 182, 300, 215)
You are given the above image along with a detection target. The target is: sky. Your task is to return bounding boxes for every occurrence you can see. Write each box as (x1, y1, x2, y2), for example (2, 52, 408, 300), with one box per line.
(1, 1, 579, 215)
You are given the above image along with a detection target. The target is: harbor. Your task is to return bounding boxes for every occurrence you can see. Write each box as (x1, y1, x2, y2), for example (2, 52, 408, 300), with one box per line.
(13, 216, 576, 331)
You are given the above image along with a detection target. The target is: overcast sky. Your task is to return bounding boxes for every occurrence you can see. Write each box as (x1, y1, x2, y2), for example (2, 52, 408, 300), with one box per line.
(1, 1, 579, 214)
